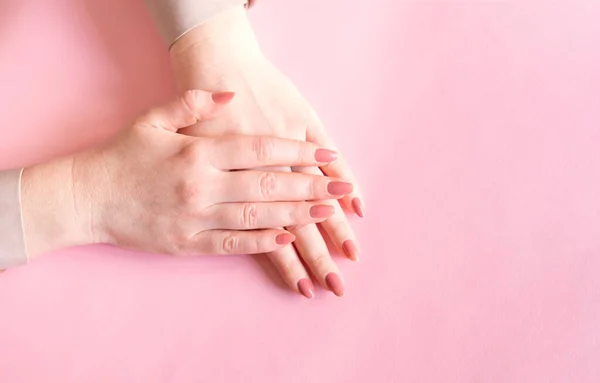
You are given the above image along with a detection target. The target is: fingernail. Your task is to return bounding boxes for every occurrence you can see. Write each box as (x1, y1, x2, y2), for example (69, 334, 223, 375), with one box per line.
(314, 149, 338, 163)
(342, 240, 359, 262)
(297, 278, 315, 299)
(325, 273, 345, 297)
(352, 197, 365, 218)
(211, 92, 235, 104)
(309, 204, 335, 219)
(327, 181, 353, 196)
(275, 233, 295, 245)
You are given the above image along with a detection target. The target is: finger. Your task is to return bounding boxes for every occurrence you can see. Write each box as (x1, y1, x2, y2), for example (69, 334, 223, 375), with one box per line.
(265, 245, 315, 299)
(288, 223, 345, 297)
(191, 229, 295, 255)
(219, 171, 353, 202)
(210, 135, 338, 170)
(138, 89, 235, 132)
(203, 201, 335, 230)
(305, 117, 365, 217)
(253, 166, 316, 299)
(296, 166, 360, 262)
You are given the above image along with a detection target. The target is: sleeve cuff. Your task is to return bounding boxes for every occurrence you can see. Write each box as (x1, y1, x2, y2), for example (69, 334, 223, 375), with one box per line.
(0, 168, 28, 268)
(144, 0, 255, 48)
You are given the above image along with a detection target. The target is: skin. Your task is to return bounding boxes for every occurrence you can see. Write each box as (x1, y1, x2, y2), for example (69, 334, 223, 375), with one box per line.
(18, 90, 351, 259)
(168, 7, 365, 298)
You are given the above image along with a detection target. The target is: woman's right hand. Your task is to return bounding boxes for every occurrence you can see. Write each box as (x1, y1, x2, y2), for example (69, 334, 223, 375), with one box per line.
(20, 90, 351, 258)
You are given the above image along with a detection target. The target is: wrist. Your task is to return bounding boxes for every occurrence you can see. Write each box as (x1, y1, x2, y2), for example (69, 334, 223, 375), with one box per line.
(21, 151, 108, 257)
(169, 6, 263, 90)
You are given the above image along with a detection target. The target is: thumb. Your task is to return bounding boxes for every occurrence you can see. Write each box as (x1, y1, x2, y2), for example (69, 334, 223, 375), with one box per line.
(138, 89, 234, 132)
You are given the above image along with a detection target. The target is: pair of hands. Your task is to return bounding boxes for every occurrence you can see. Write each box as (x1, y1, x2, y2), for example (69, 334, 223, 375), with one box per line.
(20, 7, 363, 299)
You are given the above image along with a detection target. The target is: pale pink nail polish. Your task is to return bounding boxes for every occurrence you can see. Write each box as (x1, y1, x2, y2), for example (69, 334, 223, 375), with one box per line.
(325, 273, 345, 297)
(314, 149, 338, 163)
(297, 278, 315, 299)
(211, 92, 235, 104)
(309, 204, 335, 219)
(342, 240, 359, 262)
(352, 197, 365, 218)
(327, 181, 353, 196)
(275, 233, 295, 245)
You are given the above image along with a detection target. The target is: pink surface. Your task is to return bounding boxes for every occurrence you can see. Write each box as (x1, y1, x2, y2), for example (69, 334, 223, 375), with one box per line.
(1, 1, 600, 382)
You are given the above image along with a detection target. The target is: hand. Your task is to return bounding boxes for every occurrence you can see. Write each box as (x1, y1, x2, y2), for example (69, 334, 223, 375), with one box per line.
(169, 8, 364, 298)
(20, 90, 350, 258)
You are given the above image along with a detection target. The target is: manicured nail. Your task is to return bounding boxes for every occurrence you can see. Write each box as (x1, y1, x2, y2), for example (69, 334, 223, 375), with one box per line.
(211, 92, 235, 104)
(325, 273, 345, 297)
(352, 197, 365, 218)
(309, 204, 335, 219)
(327, 181, 353, 196)
(275, 233, 295, 245)
(297, 278, 315, 299)
(314, 149, 338, 163)
(342, 240, 359, 262)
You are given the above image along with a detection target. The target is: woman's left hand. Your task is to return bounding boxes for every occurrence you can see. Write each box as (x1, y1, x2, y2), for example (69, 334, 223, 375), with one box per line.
(169, 7, 364, 298)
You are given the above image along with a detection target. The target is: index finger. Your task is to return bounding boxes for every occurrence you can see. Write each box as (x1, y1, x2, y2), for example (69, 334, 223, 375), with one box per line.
(209, 135, 338, 170)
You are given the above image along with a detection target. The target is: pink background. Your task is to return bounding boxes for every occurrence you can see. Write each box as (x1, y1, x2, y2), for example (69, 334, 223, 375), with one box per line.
(1, 1, 600, 382)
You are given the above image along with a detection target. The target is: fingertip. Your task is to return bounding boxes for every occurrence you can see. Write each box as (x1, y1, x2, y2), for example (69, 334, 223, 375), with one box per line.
(309, 204, 336, 219)
(297, 278, 315, 299)
(352, 197, 365, 218)
(342, 240, 360, 262)
(275, 232, 295, 245)
(211, 92, 235, 104)
(314, 149, 338, 163)
(325, 272, 345, 297)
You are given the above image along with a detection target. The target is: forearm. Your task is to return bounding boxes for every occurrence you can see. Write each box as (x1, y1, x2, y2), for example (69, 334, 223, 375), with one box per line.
(20, 153, 100, 258)
(0, 151, 101, 267)
(169, 6, 262, 91)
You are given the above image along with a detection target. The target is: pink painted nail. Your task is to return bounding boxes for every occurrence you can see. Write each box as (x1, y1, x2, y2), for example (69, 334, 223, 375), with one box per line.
(327, 181, 353, 196)
(325, 273, 345, 297)
(342, 240, 359, 262)
(211, 92, 235, 104)
(297, 278, 315, 299)
(314, 149, 338, 163)
(352, 197, 365, 218)
(309, 204, 335, 219)
(275, 233, 295, 245)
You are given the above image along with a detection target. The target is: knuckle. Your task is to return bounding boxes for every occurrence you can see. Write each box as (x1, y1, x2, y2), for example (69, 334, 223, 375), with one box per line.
(330, 219, 349, 236)
(279, 261, 297, 279)
(179, 142, 203, 165)
(252, 136, 273, 163)
(289, 204, 304, 224)
(167, 232, 189, 256)
(180, 90, 201, 123)
(254, 235, 263, 253)
(133, 109, 153, 128)
(308, 176, 320, 198)
(258, 172, 277, 200)
(240, 203, 259, 229)
(176, 179, 201, 205)
(312, 253, 329, 268)
(297, 142, 312, 163)
(221, 235, 239, 254)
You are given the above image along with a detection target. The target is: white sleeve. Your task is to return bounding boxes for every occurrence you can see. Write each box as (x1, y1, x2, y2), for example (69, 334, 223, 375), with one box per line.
(144, 0, 252, 47)
(0, 169, 28, 268)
